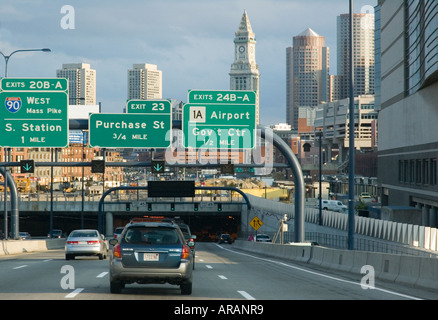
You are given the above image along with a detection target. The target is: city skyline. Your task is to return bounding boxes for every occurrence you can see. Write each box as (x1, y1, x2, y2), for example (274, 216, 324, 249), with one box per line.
(0, 0, 375, 126)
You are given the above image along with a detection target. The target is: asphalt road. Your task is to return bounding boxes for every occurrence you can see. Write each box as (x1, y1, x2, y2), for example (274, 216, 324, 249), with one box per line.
(0, 242, 437, 301)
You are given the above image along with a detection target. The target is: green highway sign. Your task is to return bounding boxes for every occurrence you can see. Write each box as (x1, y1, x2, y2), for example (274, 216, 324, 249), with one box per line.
(184, 90, 256, 149)
(182, 103, 256, 149)
(0, 78, 68, 92)
(0, 90, 69, 147)
(126, 99, 171, 114)
(89, 113, 171, 148)
(188, 90, 256, 105)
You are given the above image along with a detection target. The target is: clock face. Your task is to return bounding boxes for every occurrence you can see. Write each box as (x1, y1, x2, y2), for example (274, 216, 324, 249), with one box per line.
(239, 46, 245, 53)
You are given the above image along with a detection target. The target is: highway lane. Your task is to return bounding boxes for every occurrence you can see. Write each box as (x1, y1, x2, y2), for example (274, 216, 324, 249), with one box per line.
(0, 242, 437, 300)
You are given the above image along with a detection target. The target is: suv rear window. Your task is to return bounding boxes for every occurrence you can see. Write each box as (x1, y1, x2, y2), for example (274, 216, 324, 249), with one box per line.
(123, 226, 181, 245)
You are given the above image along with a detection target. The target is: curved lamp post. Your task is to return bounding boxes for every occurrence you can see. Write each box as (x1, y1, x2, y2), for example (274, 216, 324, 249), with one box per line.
(0, 48, 51, 77)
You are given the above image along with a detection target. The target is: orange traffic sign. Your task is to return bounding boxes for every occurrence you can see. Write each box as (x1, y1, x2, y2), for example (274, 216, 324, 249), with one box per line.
(249, 216, 263, 231)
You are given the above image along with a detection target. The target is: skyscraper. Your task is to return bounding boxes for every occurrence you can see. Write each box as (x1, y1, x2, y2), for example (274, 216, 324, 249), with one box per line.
(230, 11, 260, 124)
(336, 13, 375, 100)
(127, 64, 162, 100)
(56, 63, 96, 105)
(286, 28, 330, 129)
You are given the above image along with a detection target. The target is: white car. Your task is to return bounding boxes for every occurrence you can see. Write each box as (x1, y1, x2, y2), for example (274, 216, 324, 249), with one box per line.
(254, 234, 271, 242)
(359, 193, 372, 202)
(65, 229, 108, 260)
(320, 200, 347, 212)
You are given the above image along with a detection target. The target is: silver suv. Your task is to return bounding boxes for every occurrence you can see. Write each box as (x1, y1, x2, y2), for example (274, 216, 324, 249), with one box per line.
(109, 221, 194, 294)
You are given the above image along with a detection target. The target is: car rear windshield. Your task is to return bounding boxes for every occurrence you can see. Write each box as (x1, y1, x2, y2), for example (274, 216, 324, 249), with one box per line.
(70, 230, 98, 237)
(123, 226, 181, 245)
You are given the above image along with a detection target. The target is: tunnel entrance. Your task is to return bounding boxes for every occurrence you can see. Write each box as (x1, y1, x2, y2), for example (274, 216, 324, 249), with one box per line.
(112, 213, 241, 242)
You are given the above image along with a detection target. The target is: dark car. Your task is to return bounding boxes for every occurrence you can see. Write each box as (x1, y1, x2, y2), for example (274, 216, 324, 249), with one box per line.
(113, 227, 124, 239)
(218, 233, 233, 244)
(47, 229, 63, 238)
(109, 220, 194, 295)
(178, 223, 197, 269)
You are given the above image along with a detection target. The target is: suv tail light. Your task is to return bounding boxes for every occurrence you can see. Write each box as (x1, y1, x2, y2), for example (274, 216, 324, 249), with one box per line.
(113, 243, 121, 258)
(181, 244, 190, 259)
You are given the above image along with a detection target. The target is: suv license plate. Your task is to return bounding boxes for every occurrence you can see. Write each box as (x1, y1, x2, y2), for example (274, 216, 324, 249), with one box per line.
(144, 253, 159, 261)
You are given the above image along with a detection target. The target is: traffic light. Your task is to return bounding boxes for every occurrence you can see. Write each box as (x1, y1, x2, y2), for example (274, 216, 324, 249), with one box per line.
(125, 203, 131, 211)
(151, 160, 165, 174)
(20, 160, 34, 174)
(91, 160, 105, 173)
(171, 203, 175, 211)
(218, 203, 222, 211)
(148, 203, 152, 211)
(220, 163, 234, 175)
(194, 203, 199, 211)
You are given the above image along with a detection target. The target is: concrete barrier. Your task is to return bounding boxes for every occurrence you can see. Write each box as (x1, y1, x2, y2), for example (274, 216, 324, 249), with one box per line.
(0, 238, 65, 256)
(351, 251, 368, 274)
(396, 255, 421, 286)
(233, 239, 438, 291)
(415, 256, 438, 289)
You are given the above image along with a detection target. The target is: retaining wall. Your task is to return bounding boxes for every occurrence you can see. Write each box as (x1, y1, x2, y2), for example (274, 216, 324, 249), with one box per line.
(0, 239, 65, 256)
(233, 240, 438, 291)
(246, 195, 438, 254)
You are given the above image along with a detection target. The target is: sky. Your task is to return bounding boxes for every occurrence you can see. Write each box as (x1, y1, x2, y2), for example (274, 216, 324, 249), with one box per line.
(0, 0, 376, 126)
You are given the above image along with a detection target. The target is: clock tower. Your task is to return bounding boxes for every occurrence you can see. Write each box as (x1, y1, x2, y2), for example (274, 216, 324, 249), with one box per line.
(230, 11, 260, 124)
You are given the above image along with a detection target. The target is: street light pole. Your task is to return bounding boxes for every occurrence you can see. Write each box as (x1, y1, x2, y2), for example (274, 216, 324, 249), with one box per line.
(0, 47, 51, 238)
(348, 0, 356, 250)
(0, 48, 51, 77)
(317, 130, 323, 226)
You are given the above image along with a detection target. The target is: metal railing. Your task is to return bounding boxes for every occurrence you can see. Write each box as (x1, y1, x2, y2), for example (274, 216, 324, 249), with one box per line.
(238, 230, 438, 258)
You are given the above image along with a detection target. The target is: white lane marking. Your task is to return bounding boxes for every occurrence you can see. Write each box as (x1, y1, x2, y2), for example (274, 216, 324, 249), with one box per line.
(206, 265, 213, 269)
(96, 272, 108, 278)
(216, 244, 422, 300)
(218, 275, 228, 280)
(13, 265, 28, 269)
(238, 290, 256, 300)
(43, 259, 52, 262)
(65, 288, 84, 298)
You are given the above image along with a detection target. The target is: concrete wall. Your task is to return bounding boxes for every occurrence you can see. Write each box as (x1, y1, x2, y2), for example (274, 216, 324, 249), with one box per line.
(0, 239, 65, 256)
(234, 239, 438, 291)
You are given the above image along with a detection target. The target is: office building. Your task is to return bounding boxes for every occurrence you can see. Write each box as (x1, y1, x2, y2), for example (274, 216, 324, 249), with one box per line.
(229, 11, 260, 124)
(314, 95, 377, 168)
(378, 0, 438, 226)
(56, 63, 96, 105)
(286, 28, 330, 129)
(127, 64, 162, 100)
(337, 13, 375, 100)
